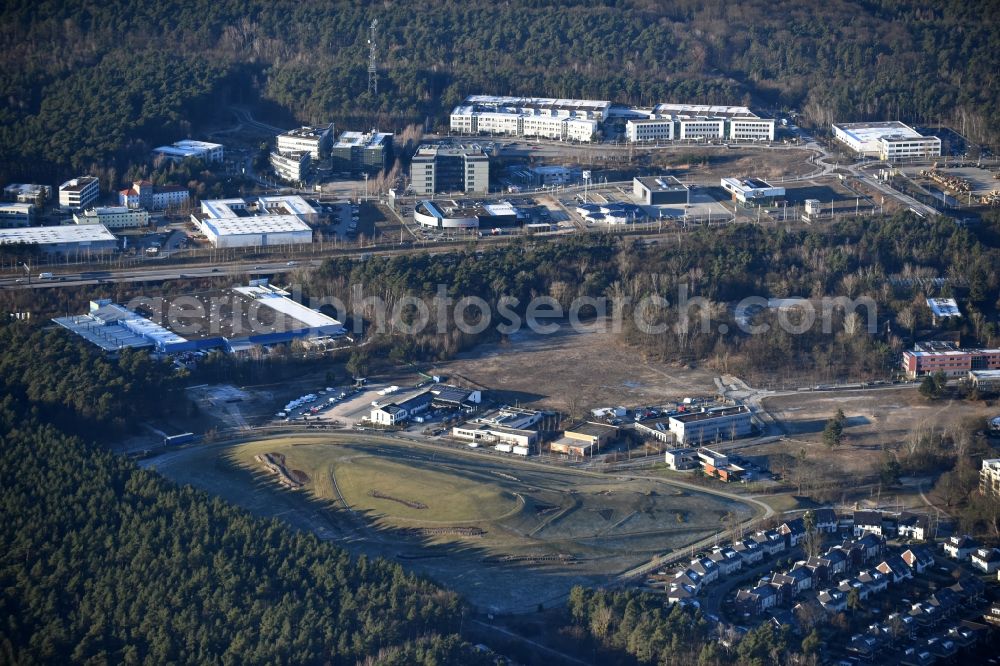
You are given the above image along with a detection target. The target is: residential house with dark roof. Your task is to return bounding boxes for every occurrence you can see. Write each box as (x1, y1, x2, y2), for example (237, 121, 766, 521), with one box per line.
(667, 583, 698, 604)
(887, 612, 918, 639)
(803, 556, 829, 585)
(732, 538, 764, 565)
(813, 507, 838, 533)
(901, 545, 935, 574)
(735, 584, 776, 615)
(822, 547, 849, 576)
(847, 633, 882, 661)
(852, 510, 885, 537)
(837, 577, 870, 601)
(857, 569, 889, 595)
(817, 588, 847, 612)
(925, 636, 957, 661)
(897, 513, 929, 541)
(689, 557, 719, 584)
(778, 518, 807, 547)
(752, 530, 786, 556)
(927, 588, 961, 618)
(671, 569, 703, 593)
(899, 647, 935, 666)
(708, 547, 742, 576)
(949, 575, 985, 602)
(876, 554, 912, 584)
(971, 546, 1000, 573)
(855, 533, 885, 562)
(942, 534, 978, 560)
(773, 565, 813, 594)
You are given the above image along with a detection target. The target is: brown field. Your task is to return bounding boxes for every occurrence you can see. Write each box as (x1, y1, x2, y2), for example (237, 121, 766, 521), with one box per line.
(430, 319, 720, 414)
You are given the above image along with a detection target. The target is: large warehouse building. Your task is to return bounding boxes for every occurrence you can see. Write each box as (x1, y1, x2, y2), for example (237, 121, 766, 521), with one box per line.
(626, 104, 775, 143)
(410, 144, 489, 195)
(0, 223, 117, 256)
(54, 282, 345, 355)
(450, 95, 607, 143)
(194, 196, 317, 248)
(832, 121, 941, 161)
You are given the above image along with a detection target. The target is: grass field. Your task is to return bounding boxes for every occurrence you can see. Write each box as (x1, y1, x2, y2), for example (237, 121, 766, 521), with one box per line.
(173, 434, 758, 611)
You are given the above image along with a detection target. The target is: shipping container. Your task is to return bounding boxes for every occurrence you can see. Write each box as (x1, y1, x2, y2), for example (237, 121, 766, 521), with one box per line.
(495, 444, 513, 453)
(512, 446, 530, 456)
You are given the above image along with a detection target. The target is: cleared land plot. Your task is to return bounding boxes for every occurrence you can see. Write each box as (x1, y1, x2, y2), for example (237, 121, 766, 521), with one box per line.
(749, 387, 997, 482)
(145, 433, 752, 612)
(429, 319, 720, 412)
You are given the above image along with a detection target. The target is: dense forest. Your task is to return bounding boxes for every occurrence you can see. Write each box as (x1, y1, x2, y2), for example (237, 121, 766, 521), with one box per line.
(0, 321, 495, 664)
(305, 211, 1000, 386)
(1, 0, 998, 177)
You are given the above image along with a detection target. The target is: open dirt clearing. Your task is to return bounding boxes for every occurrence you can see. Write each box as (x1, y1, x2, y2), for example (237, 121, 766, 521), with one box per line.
(430, 320, 720, 413)
(144, 433, 752, 612)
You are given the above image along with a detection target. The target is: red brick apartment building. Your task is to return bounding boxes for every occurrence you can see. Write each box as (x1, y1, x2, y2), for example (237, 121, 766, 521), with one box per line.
(901, 341, 1000, 379)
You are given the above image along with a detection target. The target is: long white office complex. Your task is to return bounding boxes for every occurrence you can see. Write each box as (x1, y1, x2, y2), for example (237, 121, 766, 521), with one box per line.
(832, 121, 941, 161)
(450, 95, 606, 142)
(450, 95, 774, 144)
(195, 196, 316, 248)
(626, 104, 775, 143)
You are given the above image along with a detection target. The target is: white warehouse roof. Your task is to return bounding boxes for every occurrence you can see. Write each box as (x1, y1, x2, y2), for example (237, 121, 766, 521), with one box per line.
(201, 215, 311, 237)
(0, 224, 116, 245)
(833, 121, 924, 144)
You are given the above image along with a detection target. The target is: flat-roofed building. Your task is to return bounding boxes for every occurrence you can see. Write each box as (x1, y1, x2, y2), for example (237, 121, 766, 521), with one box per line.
(370, 390, 433, 426)
(623, 104, 774, 143)
(276, 124, 333, 159)
(195, 196, 315, 248)
(450, 95, 605, 143)
(270, 151, 311, 183)
(901, 341, 1000, 378)
(0, 203, 35, 228)
(669, 405, 752, 446)
(74, 206, 149, 229)
(0, 224, 116, 256)
(4, 183, 51, 204)
(969, 370, 1000, 392)
(331, 130, 393, 175)
(55, 282, 344, 355)
(721, 177, 785, 208)
(981, 458, 1000, 498)
(452, 423, 537, 449)
(633, 176, 690, 205)
(152, 139, 224, 164)
(927, 297, 960, 324)
(664, 447, 699, 470)
(58, 176, 99, 210)
(832, 121, 940, 161)
(626, 118, 674, 142)
(410, 144, 489, 195)
(554, 421, 619, 455)
(118, 181, 189, 211)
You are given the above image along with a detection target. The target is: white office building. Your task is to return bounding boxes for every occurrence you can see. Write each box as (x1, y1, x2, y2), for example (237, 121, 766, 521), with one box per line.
(450, 95, 607, 143)
(74, 206, 149, 230)
(0, 224, 117, 255)
(276, 125, 333, 159)
(270, 151, 311, 183)
(668, 405, 753, 446)
(624, 104, 775, 143)
(152, 139, 224, 164)
(721, 177, 786, 207)
(832, 122, 941, 161)
(118, 181, 189, 211)
(59, 177, 100, 210)
(626, 119, 674, 142)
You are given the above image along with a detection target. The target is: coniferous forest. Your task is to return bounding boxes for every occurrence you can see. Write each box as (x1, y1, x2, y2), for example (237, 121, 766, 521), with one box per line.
(0, 323, 491, 665)
(1, 0, 998, 179)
